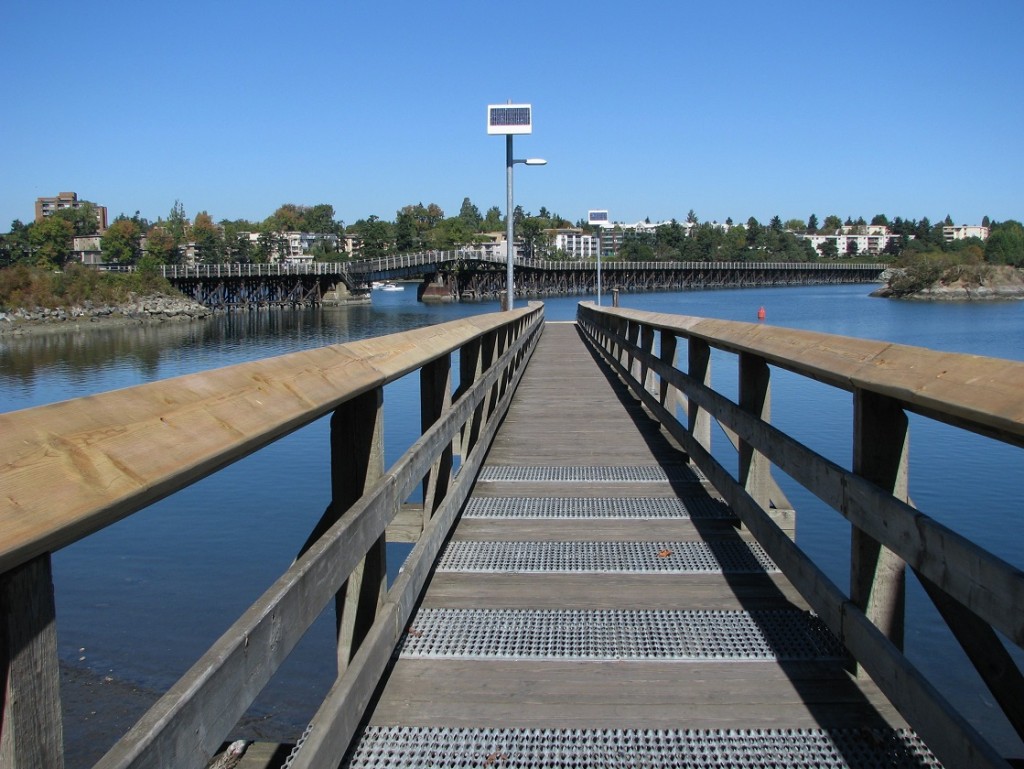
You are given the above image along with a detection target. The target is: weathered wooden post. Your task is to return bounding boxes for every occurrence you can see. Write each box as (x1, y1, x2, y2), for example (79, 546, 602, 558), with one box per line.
(457, 337, 483, 459)
(738, 352, 771, 511)
(658, 331, 678, 411)
(421, 355, 453, 522)
(0, 555, 64, 769)
(687, 338, 712, 454)
(851, 389, 907, 662)
(330, 389, 387, 673)
(639, 325, 656, 395)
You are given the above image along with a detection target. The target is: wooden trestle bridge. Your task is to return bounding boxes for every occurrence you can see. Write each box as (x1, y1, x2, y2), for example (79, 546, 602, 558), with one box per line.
(2, 304, 1023, 768)
(160, 254, 886, 307)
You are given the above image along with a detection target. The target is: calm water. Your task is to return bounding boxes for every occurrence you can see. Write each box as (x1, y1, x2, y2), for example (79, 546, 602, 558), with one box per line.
(2, 283, 1022, 758)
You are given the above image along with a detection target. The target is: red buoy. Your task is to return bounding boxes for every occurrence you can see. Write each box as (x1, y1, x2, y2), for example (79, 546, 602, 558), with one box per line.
(757, 306, 766, 321)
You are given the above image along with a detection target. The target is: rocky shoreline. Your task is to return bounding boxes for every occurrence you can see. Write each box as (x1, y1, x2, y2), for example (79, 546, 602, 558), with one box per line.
(0, 293, 215, 336)
(871, 265, 1024, 301)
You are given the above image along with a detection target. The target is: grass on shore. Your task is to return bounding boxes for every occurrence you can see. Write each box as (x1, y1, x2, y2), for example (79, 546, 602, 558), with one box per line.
(0, 262, 177, 312)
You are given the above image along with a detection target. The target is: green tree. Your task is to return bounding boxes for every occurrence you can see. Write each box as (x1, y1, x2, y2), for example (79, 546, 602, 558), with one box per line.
(165, 200, 189, 245)
(145, 226, 179, 264)
(745, 217, 762, 248)
(30, 217, 74, 268)
(871, 214, 890, 226)
(817, 239, 839, 259)
(267, 203, 305, 232)
(483, 206, 503, 231)
(394, 209, 420, 252)
(686, 209, 698, 225)
(517, 217, 549, 258)
(1, 220, 33, 266)
(102, 218, 141, 265)
(984, 220, 1024, 266)
(351, 216, 393, 258)
(807, 214, 819, 233)
(53, 202, 101, 236)
(255, 227, 279, 263)
(822, 215, 843, 233)
(458, 197, 483, 231)
(430, 217, 474, 250)
(784, 219, 806, 232)
(192, 211, 224, 263)
(304, 203, 339, 234)
(618, 231, 655, 261)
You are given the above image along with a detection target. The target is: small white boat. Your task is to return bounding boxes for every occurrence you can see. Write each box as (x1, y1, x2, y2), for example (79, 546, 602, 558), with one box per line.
(379, 282, 404, 292)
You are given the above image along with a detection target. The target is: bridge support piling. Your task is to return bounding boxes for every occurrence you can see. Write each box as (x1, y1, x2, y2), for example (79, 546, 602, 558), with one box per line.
(0, 554, 64, 769)
(851, 389, 908, 667)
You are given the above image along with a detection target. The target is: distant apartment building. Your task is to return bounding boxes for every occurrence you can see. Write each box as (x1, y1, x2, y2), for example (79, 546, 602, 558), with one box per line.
(34, 191, 108, 231)
(797, 227, 896, 257)
(244, 231, 340, 263)
(943, 224, 989, 242)
(72, 235, 103, 265)
(549, 228, 599, 259)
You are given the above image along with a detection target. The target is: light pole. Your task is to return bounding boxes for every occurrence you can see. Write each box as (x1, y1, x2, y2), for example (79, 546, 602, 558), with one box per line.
(488, 103, 545, 310)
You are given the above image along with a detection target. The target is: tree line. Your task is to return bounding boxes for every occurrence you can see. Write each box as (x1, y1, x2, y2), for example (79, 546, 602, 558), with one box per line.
(2, 199, 1022, 269)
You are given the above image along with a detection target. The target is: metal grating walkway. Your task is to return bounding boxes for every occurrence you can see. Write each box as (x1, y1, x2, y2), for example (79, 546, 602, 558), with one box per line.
(400, 607, 846, 661)
(463, 496, 734, 520)
(477, 464, 707, 483)
(342, 726, 942, 769)
(436, 540, 778, 574)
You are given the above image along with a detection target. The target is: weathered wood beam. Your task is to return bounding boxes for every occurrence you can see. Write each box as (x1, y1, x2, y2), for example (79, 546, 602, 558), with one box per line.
(687, 337, 712, 454)
(738, 352, 772, 512)
(331, 389, 386, 673)
(0, 555, 63, 769)
(917, 571, 1024, 743)
(421, 355, 453, 521)
(851, 389, 908, 659)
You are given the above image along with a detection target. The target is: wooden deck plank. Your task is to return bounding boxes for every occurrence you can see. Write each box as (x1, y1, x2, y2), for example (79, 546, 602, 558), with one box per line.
(368, 660, 906, 731)
(421, 572, 808, 611)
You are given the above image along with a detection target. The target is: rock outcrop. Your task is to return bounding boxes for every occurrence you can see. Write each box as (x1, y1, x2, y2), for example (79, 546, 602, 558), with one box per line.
(0, 293, 214, 335)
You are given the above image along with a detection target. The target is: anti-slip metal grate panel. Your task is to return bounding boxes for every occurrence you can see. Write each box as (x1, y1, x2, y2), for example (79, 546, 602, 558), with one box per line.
(463, 496, 734, 520)
(478, 464, 707, 483)
(400, 608, 845, 661)
(341, 726, 942, 769)
(436, 540, 777, 574)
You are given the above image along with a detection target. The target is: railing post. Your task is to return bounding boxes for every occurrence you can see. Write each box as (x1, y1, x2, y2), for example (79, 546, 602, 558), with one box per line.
(687, 338, 712, 453)
(329, 389, 387, 673)
(851, 389, 907, 659)
(421, 355, 453, 521)
(639, 325, 656, 395)
(457, 337, 484, 458)
(1, 554, 64, 769)
(658, 331, 677, 411)
(738, 352, 771, 511)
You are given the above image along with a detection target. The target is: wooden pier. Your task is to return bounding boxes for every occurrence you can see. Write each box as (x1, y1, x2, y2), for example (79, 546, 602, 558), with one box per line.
(337, 322, 926, 768)
(3, 303, 1023, 769)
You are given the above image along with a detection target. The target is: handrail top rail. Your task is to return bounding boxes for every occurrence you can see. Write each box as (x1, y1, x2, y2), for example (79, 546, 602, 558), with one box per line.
(580, 303, 1024, 445)
(0, 305, 543, 575)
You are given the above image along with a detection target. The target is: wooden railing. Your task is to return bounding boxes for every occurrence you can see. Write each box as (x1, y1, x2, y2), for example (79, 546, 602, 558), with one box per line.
(0, 304, 544, 769)
(576, 302, 1024, 769)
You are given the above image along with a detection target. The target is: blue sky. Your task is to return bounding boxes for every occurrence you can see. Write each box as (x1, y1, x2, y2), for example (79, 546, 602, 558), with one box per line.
(3, 0, 1021, 231)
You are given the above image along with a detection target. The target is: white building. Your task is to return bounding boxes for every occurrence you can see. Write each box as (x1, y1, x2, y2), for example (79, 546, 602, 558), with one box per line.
(245, 231, 340, 263)
(549, 228, 599, 259)
(943, 225, 989, 242)
(797, 227, 897, 257)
